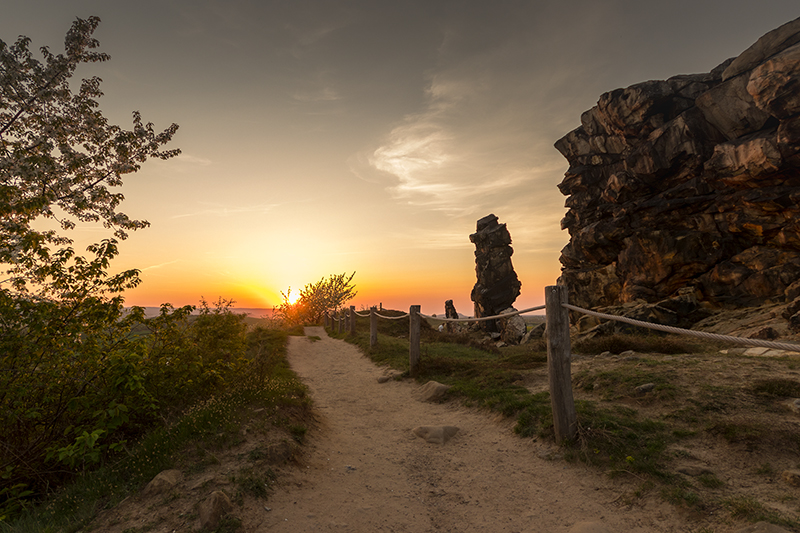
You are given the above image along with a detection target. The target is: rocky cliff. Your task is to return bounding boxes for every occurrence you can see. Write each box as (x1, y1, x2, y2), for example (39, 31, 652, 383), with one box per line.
(555, 17, 800, 317)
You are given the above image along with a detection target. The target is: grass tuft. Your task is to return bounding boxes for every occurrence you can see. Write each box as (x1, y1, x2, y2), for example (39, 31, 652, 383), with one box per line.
(573, 333, 705, 355)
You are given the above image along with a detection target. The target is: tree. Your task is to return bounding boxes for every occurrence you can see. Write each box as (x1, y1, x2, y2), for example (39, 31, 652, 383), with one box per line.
(0, 15, 180, 294)
(276, 272, 357, 326)
(0, 17, 179, 518)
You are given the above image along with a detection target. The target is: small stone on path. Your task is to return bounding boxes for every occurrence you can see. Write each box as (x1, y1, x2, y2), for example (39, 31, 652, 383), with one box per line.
(412, 425, 460, 444)
(377, 370, 402, 383)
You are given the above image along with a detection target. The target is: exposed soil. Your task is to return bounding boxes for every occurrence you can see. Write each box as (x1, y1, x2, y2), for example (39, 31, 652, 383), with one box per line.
(90, 325, 800, 532)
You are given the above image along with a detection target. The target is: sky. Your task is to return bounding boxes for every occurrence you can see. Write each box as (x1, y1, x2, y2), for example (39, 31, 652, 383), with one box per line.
(2, 1, 798, 315)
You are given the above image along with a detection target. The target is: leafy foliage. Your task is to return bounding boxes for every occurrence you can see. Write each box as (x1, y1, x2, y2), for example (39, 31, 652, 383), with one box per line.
(0, 297, 255, 520)
(276, 272, 357, 326)
(4, 327, 309, 531)
(0, 17, 184, 520)
(0, 16, 179, 293)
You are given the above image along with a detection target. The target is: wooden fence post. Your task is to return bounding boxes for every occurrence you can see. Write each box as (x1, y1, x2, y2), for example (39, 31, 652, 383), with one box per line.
(545, 285, 577, 444)
(349, 305, 356, 335)
(409, 305, 421, 378)
(370, 306, 378, 347)
(324, 311, 329, 328)
(338, 311, 344, 334)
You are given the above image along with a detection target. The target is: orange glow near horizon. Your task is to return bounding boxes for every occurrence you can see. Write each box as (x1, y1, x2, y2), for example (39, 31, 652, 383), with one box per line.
(121, 255, 559, 316)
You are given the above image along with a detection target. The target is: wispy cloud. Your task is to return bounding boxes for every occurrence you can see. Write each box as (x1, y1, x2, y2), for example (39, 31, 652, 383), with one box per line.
(141, 259, 180, 271)
(171, 203, 279, 219)
(174, 153, 212, 166)
(357, 34, 567, 216)
(291, 86, 341, 103)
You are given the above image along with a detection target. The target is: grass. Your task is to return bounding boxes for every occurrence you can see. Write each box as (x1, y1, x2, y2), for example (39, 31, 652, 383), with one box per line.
(725, 496, 800, 530)
(230, 466, 277, 501)
(333, 313, 800, 529)
(335, 321, 682, 479)
(572, 333, 706, 355)
(750, 378, 800, 397)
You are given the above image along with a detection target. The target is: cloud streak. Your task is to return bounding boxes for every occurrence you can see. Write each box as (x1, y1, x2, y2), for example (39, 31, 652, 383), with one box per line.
(141, 259, 181, 271)
(171, 203, 279, 219)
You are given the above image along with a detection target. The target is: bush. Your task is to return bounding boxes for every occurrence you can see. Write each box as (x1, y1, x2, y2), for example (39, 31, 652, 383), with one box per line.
(0, 297, 253, 521)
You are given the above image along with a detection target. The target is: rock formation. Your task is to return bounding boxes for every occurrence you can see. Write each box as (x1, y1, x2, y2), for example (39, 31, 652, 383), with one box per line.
(555, 17, 800, 316)
(444, 299, 460, 333)
(470, 214, 522, 334)
(444, 299, 459, 320)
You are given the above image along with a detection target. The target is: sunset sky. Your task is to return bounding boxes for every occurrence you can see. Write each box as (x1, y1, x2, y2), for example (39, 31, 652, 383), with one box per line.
(2, 1, 798, 315)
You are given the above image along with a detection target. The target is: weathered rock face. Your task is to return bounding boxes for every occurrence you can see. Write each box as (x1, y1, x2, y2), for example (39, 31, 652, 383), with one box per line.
(470, 214, 522, 329)
(555, 17, 800, 312)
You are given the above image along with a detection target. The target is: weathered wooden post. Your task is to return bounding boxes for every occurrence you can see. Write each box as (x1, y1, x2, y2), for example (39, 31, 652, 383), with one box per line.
(349, 305, 356, 335)
(370, 306, 378, 347)
(324, 311, 329, 328)
(545, 285, 577, 443)
(409, 305, 421, 378)
(338, 311, 344, 334)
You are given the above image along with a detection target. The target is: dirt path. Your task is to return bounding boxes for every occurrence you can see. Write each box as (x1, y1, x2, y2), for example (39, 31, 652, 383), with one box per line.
(256, 327, 692, 532)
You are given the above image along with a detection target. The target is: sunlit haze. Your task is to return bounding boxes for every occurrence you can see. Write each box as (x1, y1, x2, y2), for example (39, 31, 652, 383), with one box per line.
(3, 1, 798, 315)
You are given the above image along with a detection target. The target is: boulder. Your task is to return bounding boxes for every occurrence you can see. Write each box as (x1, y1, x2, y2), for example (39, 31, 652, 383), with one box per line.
(143, 469, 183, 496)
(522, 322, 546, 343)
(415, 381, 451, 402)
(497, 307, 527, 344)
(198, 491, 233, 531)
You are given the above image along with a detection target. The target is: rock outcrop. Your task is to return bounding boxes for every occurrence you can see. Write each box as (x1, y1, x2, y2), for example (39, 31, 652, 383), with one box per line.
(555, 17, 800, 315)
(470, 214, 522, 330)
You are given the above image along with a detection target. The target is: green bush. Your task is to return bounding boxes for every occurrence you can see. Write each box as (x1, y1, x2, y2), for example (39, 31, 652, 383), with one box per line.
(0, 297, 253, 521)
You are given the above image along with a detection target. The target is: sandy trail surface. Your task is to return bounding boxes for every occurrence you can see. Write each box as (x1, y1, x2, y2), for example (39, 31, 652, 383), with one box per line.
(255, 326, 693, 532)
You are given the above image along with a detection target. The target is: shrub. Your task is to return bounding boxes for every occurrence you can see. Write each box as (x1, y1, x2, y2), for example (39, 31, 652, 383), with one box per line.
(0, 297, 253, 521)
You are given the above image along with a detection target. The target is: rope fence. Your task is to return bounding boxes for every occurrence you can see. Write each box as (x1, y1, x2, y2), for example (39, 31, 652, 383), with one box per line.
(375, 312, 410, 320)
(322, 284, 800, 443)
(419, 305, 545, 322)
(562, 303, 800, 353)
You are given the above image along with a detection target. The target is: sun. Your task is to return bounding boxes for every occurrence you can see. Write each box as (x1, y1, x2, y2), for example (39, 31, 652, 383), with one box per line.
(283, 288, 301, 305)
